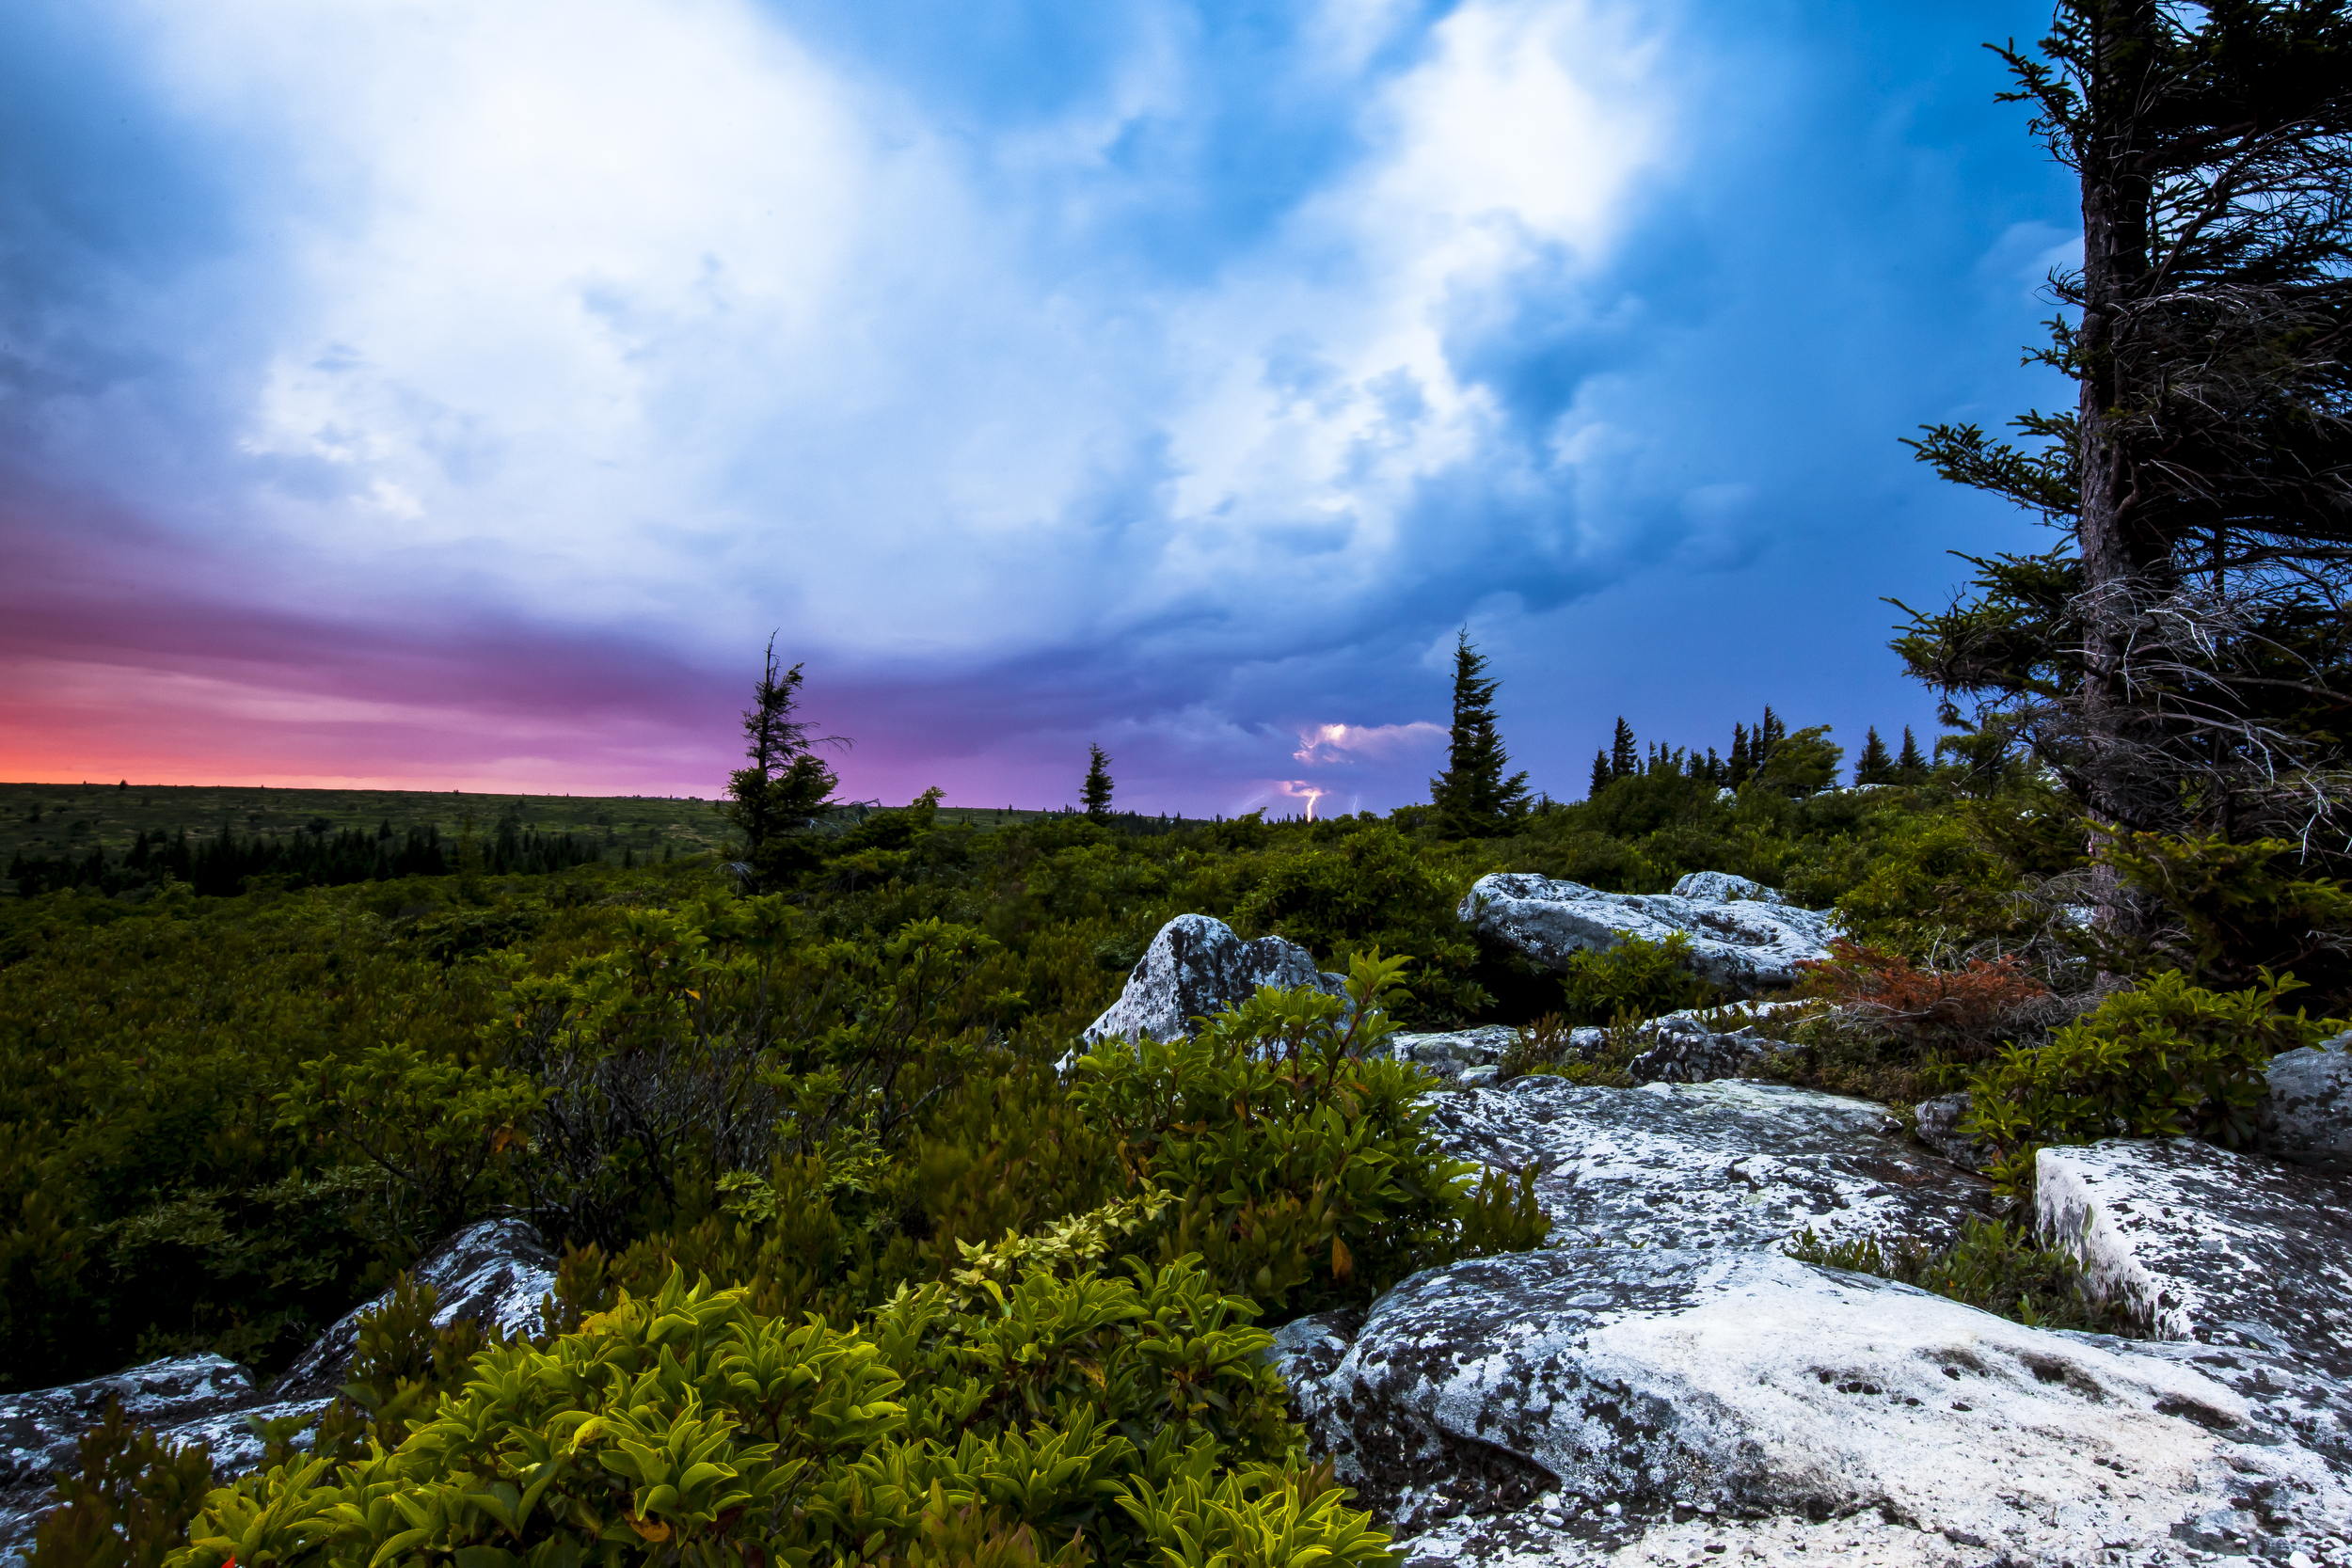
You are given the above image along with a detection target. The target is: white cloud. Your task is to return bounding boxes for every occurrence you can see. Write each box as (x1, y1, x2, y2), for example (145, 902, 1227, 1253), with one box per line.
(105, 0, 1671, 670)
(1293, 720, 1447, 765)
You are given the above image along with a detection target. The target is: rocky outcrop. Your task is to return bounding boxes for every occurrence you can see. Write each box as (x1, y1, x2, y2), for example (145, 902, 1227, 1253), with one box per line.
(273, 1217, 558, 1398)
(2038, 1139, 2352, 1369)
(1458, 873, 1837, 996)
(1272, 1077, 2352, 1565)
(1621, 1012, 1768, 1085)
(1082, 914, 1344, 1045)
(0, 1219, 558, 1561)
(2259, 1041, 2352, 1175)
(1913, 1091, 1990, 1172)
(1384, 1025, 1520, 1086)
(1668, 871, 1788, 906)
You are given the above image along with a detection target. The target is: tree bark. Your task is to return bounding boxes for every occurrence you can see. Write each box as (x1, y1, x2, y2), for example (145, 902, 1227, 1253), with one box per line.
(2074, 0, 2163, 922)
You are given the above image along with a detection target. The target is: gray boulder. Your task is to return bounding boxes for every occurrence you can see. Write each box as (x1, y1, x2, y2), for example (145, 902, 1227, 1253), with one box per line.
(1458, 873, 1837, 996)
(1623, 1012, 1768, 1085)
(1081, 914, 1343, 1045)
(2259, 1040, 2352, 1175)
(0, 1219, 558, 1561)
(2038, 1140, 2352, 1372)
(1272, 1077, 2352, 1564)
(273, 1217, 558, 1398)
(1383, 1025, 1519, 1085)
(1669, 870, 1788, 906)
(0, 1354, 329, 1558)
(1913, 1090, 1991, 1171)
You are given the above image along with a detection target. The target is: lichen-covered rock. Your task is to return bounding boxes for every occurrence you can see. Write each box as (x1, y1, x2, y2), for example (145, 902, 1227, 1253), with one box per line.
(2037, 1139, 2352, 1368)
(1913, 1091, 1989, 1171)
(1622, 1014, 1766, 1085)
(1272, 1079, 2352, 1566)
(1668, 870, 1788, 906)
(2260, 1041, 2352, 1175)
(1458, 873, 1837, 996)
(0, 1219, 562, 1561)
(0, 1355, 328, 1561)
(274, 1217, 559, 1398)
(1383, 1026, 1518, 1084)
(1081, 914, 1343, 1045)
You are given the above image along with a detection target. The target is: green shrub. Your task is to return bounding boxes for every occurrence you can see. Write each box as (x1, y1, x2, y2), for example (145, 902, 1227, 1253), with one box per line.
(1496, 1013, 1638, 1086)
(27, 1398, 217, 1568)
(1229, 826, 1486, 1019)
(1070, 954, 1547, 1320)
(2101, 830, 2352, 993)
(1786, 1215, 2140, 1335)
(1963, 970, 2344, 1193)
(168, 1260, 1391, 1568)
(1554, 933, 1717, 1025)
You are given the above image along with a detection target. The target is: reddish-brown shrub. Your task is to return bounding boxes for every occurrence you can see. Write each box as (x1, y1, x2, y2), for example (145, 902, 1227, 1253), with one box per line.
(1795, 939, 2052, 1058)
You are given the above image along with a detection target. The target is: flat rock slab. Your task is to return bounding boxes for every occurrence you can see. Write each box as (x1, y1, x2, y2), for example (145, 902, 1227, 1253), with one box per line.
(1421, 1077, 1984, 1255)
(2261, 1043, 2352, 1175)
(1274, 1080, 2352, 1565)
(1459, 874, 1837, 997)
(1082, 913, 1342, 1045)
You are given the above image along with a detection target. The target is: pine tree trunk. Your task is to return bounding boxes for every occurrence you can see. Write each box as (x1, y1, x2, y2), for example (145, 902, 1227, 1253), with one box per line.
(2074, 0, 2162, 927)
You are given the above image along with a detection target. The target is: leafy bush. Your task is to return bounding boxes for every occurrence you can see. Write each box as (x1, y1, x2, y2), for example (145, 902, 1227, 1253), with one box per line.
(1553, 933, 1717, 1026)
(168, 1260, 1391, 1568)
(27, 1399, 216, 1568)
(1963, 969, 2344, 1193)
(1786, 1215, 2141, 1335)
(1496, 1013, 1636, 1087)
(1229, 825, 1486, 1019)
(1070, 955, 1548, 1320)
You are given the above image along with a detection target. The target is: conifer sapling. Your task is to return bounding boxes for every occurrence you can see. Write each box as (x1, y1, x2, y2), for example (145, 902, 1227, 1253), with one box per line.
(1428, 630, 1530, 837)
(1082, 744, 1115, 815)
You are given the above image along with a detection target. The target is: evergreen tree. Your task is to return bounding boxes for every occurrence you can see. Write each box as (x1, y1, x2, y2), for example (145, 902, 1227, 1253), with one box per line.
(1896, 725, 1928, 784)
(1756, 706, 1788, 761)
(1081, 744, 1115, 815)
(1429, 630, 1531, 836)
(1589, 750, 1613, 800)
(1704, 747, 1724, 785)
(721, 637, 840, 889)
(1609, 718, 1637, 782)
(1728, 723, 1752, 786)
(1855, 726, 1895, 784)
(1896, 1, 2352, 855)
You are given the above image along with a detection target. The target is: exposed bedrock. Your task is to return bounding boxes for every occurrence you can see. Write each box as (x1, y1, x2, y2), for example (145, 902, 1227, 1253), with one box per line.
(1273, 1076, 2352, 1566)
(1458, 873, 1838, 997)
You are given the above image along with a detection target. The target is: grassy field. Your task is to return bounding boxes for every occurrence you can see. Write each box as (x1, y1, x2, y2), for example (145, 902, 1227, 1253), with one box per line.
(0, 781, 1202, 880)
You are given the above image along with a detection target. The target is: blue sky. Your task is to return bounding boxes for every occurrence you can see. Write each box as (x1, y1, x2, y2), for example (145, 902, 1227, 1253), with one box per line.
(0, 0, 2079, 812)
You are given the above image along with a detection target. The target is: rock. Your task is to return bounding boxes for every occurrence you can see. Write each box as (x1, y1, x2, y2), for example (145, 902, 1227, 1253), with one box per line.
(1081, 914, 1344, 1045)
(1669, 871, 1788, 906)
(274, 1217, 560, 1398)
(0, 1219, 559, 1562)
(2260, 1040, 2352, 1174)
(1384, 1025, 1518, 1085)
(1271, 1078, 2352, 1564)
(1913, 1091, 1990, 1171)
(1458, 873, 1837, 996)
(2037, 1139, 2352, 1370)
(0, 1354, 329, 1560)
(1622, 1013, 1767, 1085)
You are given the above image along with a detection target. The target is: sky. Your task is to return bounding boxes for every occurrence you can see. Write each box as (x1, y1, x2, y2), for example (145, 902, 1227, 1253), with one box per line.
(0, 0, 2082, 816)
